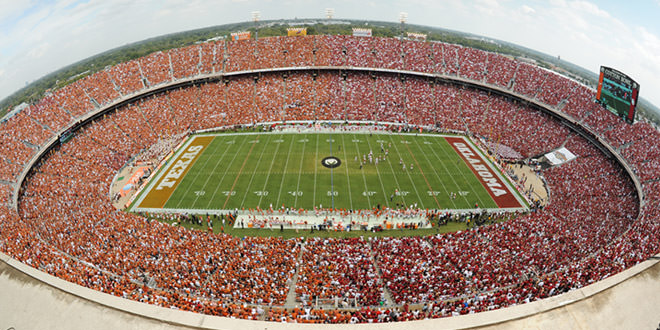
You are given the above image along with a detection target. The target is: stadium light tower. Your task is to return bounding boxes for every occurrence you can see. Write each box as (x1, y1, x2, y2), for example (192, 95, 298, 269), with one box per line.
(325, 8, 335, 20)
(399, 12, 408, 40)
(252, 11, 261, 40)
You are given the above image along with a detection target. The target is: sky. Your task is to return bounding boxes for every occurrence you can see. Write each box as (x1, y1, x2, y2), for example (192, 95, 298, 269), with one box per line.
(1, 0, 660, 108)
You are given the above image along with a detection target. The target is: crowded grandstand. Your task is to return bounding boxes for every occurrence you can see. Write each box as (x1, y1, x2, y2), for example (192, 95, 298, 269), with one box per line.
(0, 33, 659, 324)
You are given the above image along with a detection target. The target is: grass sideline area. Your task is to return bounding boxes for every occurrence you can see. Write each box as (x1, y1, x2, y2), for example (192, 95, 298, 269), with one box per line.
(132, 131, 525, 214)
(151, 215, 471, 239)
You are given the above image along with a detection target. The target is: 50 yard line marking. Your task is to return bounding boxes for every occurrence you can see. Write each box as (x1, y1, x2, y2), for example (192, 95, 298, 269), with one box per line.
(340, 134, 353, 210)
(258, 134, 285, 207)
(221, 135, 260, 209)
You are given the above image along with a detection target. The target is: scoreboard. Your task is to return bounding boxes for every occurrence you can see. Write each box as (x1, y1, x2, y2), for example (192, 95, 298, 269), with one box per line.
(596, 66, 640, 124)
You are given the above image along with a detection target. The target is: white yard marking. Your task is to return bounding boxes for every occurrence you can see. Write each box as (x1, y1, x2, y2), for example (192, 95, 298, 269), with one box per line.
(366, 134, 390, 207)
(175, 136, 231, 208)
(258, 134, 285, 207)
(386, 135, 425, 209)
(313, 134, 319, 207)
(425, 137, 484, 206)
(276, 136, 296, 206)
(203, 136, 251, 209)
(352, 134, 372, 208)
(340, 134, 354, 210)
(412, 138, 457, 209)
(294, 134, 307, 207)
(239, 134, 272, 207)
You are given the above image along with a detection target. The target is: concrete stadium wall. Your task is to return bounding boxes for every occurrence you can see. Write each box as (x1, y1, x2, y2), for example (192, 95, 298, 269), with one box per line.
(2, 251, 659, 330)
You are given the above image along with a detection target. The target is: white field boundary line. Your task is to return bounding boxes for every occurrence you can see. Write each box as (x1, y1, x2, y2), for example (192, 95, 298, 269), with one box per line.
(129, 135, 198, 212)
(190, 131, 470, 138)
(461, 136, 528, 209)
(131, 206, 527, 215)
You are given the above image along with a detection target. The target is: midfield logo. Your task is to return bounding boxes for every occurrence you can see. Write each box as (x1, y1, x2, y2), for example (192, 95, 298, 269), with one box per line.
(321, 156, 342, 169)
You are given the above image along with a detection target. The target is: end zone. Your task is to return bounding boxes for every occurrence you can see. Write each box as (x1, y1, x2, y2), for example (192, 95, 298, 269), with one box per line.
(445, 136, 524, 209)
(135, 136, 214, 209)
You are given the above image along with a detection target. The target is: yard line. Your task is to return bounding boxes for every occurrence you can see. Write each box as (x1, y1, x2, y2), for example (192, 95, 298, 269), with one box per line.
(339, 134, 354, 210)
(387, 134, 430, 209)
(173, 136, 229, 208)
(313, 134, 319, 207)
(221, 134, 261, 209)
(425, 137, 484, 206)
(239, 134, 272, 207)
(375, 136, 408, 208)
(258, 134, 285, 207)
(294, 134, 307, 207)
(203, 136, 250, 209)
(363, 134, 392, 207)
(351, 134, 372, 208)
(276, 135, 297, 206)
(413, 137, 458, 209)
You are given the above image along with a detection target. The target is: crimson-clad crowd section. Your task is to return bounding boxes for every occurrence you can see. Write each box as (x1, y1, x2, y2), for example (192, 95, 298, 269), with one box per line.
(0, 35, 660, 324)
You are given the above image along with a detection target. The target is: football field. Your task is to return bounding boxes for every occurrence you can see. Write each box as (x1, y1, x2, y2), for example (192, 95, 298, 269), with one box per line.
(132, 131, 526, 213)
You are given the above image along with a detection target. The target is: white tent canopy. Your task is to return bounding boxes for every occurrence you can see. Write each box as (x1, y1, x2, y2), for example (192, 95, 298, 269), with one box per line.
(543, 147, 577, 166)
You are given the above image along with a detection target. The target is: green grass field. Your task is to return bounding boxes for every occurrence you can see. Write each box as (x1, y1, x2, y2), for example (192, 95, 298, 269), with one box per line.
(133, 132, 524, 212)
